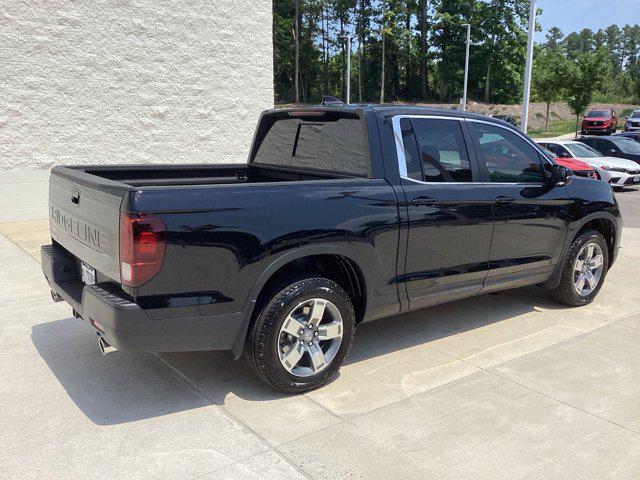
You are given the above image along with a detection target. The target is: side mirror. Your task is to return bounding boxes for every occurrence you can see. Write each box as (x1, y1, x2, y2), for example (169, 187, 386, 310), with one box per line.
(550, 165, 572, 186)
(608, 149, 618, 155)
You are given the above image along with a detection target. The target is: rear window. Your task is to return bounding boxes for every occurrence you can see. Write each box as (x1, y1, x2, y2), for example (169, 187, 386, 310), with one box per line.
(614, 138, 640, 154)
(251, 112, 368, 176)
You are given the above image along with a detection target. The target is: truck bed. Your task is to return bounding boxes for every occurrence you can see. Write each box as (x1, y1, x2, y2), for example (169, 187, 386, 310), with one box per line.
(56, 163, 350, 189)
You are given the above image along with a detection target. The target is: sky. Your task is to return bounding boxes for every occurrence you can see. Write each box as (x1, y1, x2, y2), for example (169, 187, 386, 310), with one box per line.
(536, 0, 639, 37)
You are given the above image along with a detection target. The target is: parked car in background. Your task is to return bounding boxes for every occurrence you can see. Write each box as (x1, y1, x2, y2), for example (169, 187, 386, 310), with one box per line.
(616, 131, 640, 143)
(40, 105, 622, 393)
(491, 114, 519, 127)
(542, 139, 640, 189)
(538, 145, 597, 179)
(577, 135, 640, 165)
(623, 109, 640, 132)
(581, 109, 617, 135)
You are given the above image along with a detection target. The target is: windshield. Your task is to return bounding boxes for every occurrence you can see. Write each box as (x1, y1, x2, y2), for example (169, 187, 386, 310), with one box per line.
(630, 110, 640, 119)
(566, 143, 600, 158)
(614, 138, 640, 154)
(586, 110, 609, 118)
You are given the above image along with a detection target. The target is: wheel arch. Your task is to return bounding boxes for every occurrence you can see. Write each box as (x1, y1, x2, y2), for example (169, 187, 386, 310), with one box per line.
(229, 245, 372, 359)
(545, 212, 619, 290)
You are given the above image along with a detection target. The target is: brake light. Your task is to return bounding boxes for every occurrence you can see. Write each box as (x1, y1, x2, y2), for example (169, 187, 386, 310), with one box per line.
(119, 212, 166, 287)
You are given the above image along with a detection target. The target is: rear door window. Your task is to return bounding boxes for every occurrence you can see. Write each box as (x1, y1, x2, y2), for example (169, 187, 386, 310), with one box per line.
(400, 118, 473, 182)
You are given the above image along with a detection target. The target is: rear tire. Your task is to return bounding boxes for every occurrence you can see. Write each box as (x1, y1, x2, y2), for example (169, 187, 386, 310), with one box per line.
(549, 229, 608, 306)
(246, 276, 355, 393)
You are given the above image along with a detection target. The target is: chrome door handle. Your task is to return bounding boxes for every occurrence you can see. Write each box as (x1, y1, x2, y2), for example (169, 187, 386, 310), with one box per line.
(495, 195, 515, 204)
(411, 197, 437, 206)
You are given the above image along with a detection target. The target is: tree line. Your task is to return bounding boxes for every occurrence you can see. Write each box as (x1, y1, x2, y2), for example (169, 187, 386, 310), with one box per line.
(534, 24, 640, 132)
(273, 0, 640, 110)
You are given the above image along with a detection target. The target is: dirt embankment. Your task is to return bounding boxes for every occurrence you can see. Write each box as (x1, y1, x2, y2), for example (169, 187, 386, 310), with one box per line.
(410, 102, 640, 130)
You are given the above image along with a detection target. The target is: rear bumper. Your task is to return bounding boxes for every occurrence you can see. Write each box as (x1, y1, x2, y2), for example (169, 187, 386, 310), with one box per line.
(41, 244, 246, 353)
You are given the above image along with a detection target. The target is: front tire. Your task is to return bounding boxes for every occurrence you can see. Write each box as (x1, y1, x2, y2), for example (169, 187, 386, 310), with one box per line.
(549, 229, 609, 306)
(246, 276, 355, 393)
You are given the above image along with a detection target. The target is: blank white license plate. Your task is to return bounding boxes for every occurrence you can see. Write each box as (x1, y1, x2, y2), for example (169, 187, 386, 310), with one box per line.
(81, 261, 96, 285)
(634, 175, 640, 183)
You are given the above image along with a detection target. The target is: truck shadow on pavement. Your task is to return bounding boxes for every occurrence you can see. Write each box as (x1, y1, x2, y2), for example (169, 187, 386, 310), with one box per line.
(31, 285, 567, 426)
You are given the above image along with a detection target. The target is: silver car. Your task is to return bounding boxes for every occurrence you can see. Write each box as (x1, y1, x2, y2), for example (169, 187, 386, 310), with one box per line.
(625, 110, 640, 132)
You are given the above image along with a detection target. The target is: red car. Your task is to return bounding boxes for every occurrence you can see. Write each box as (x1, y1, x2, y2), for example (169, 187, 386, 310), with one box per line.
(538, 145, 597, 179)
(554, 157, 598, 179)
(581, 108, 617, 135)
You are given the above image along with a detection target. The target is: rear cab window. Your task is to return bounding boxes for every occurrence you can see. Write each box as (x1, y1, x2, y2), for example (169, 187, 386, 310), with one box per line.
(250, 111, 370, 177)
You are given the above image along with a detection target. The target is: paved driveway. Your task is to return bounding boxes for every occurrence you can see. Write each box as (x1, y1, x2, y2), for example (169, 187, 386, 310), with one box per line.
(2, 190, 640, 479)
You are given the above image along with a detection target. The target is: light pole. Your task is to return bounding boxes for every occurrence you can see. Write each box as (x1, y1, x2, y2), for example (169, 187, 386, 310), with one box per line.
(340, 35, 353, 104)
(521, 0, 536, 132)
(461, 23, 471, 111)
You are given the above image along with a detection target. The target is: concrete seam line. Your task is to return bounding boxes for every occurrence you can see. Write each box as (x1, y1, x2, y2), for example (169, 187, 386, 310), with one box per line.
(486, 368, 640, 436)
(301, 391, 344, 422)
(613, 308, 640, 324)
(0, 232, 42, 266)
(152, 353, 315, 480)
(612, 320, 640, 331)
(375, 320, 640, 434)
(411, 333, 640, 437)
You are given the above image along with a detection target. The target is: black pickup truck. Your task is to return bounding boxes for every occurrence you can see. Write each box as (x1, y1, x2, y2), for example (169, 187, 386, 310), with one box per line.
(42, 105, 622, 392)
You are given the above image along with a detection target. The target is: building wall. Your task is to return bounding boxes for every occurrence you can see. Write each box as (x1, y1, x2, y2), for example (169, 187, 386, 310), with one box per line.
(0, 0, 273, 222)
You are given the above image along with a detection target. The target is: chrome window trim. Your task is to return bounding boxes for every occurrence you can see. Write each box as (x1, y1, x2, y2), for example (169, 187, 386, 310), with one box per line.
(391, 114, 552, 186)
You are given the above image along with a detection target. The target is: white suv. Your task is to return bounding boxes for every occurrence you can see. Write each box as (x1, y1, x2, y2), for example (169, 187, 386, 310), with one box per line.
(538, 140, 640, 189)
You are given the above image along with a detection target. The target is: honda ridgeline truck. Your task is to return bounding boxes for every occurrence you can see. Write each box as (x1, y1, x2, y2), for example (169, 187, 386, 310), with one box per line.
(42, 105, 622, 392)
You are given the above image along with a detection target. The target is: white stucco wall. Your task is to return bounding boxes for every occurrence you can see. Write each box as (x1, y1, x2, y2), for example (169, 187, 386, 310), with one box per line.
(0, 0, 273, 222)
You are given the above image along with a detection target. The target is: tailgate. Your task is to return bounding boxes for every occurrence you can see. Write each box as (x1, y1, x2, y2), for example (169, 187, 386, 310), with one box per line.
(49, 173, 124, 282)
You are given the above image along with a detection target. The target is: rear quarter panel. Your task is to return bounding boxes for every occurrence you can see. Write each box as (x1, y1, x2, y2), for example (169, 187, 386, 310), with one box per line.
(127, 179, 400, 321)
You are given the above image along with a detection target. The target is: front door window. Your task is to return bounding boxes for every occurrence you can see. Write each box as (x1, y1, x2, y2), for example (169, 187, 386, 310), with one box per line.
(470, 123, 546, 183)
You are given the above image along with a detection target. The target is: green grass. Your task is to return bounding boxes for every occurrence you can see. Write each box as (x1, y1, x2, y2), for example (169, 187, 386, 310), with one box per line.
(528, 119, 578, 138)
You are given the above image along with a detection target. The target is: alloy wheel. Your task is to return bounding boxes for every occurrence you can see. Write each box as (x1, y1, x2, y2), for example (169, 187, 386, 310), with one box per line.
(573, 242, 605, 297)
(277, 298, 343, 377)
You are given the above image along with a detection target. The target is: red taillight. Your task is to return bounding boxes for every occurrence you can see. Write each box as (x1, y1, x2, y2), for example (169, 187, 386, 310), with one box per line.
(119, 212, 166, 287)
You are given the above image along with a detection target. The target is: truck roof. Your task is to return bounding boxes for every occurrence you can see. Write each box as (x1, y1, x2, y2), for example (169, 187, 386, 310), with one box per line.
(267, 104, 513, 128)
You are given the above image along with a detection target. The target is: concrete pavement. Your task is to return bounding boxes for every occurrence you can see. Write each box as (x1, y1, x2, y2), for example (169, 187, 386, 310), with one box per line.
(2, 190, 640, 479)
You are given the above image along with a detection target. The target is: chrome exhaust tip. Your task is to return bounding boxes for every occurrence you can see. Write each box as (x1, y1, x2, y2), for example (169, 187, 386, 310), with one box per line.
(50, 290, 63, 302)
(98, 337, 117, 356)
